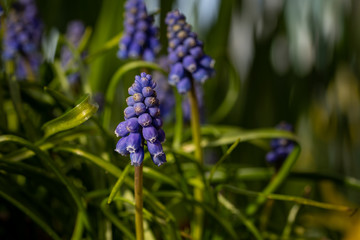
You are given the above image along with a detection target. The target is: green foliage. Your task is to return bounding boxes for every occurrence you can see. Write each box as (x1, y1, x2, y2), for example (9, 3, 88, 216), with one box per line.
(1, 0, 359, 239)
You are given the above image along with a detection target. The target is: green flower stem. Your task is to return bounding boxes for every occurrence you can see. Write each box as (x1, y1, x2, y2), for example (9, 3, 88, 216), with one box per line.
(172, 91, 183, 150)
(188, 78, 204, 240)
(134, 165, 144, 240)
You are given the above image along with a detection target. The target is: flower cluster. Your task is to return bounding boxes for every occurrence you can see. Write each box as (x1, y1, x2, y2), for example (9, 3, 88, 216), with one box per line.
(266, 122, 295, 164)
(165, 9, 215, 93)
(117, 0, 160, 62)
(115, 73, 166, 167)
(61, 21, 86, 85)
(2, 0, 43, 79)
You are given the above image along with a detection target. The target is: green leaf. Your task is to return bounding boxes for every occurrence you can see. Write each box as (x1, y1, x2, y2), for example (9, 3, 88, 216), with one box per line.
(42, 94, 98, 138)
(210, 61, 241, 123)
(142, 165, 179, 189)
(55, 147, 177, 223)
(218, 185, 353, 213)
(218, 194, 263, 240)
(102, 61, 166, 129)
(0, 181, 62, 240)
(246, 146, 301, 215)
(0, 135, 92, 232)
(182, 127, 298, 152)
(208, 138, 241, 183)
(108, 164, 131, 204)
(100, 198, 136, 240)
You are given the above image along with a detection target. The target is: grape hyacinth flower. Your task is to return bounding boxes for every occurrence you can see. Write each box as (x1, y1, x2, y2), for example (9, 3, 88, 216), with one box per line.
(115, 72, 166, 166)
(117, 0, 160, 61)
(165, 9, 215, 93)
(61, 21, 86, 85)
(266, 122, 295, 165)
(2, 0, 43, 79)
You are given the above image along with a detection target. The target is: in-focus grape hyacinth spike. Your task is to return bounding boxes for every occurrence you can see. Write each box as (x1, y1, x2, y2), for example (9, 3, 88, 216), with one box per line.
(117, 0, 160, 62)
(165, 9, 215, 93)
(115, 73, 166, 167)
(266, 122, 295, 165)
(2, 0, 43, 79)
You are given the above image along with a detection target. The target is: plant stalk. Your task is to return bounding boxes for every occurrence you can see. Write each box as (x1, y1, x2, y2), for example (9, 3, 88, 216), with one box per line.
(134, 165, 144, 240)
(188, 78, 204, 239)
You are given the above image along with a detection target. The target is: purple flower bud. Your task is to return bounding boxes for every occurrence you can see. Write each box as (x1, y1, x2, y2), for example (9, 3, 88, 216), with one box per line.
(130, 148, 144, 166)
(149, 107, 160, 117)
(134, 102, 146, 115)
(144, 97, 158, 107)
(266, 151, 277, 163)
(138, 113, 152, 127)
(189, 46, 203, 59)
(199, 55, 215, 68)
(151, 152, 166, 166)
(129, 42, 141, 58)
(157, 129, 166, 143)
(139, 76, 150, 88)
(176, 77, 191, 94)
(131, 82, 143, 93)
(124, 106, 136, 119)
(183, 55, 197, 73)
(126, 96, 135, 106)
(142, 126, 158, 143)
(126, 133, 142, 153)
(126, 118, 140, 132)
(143, 48, 155, 62)
(115, 121, 129, 137)
(128, 87, 137, 95)
(169, 38, 181, 49)
(115, 137, 129, 156)
(134, 31, 147, 46)
(176, 45, 187, 58)
(169, 62, 184, 84)
(147, 141, 163, 156)
(133, 93, 144, 102)
(136, 20, 148, 31)
(193, 68, 209, 83)
(142, 86, 154, 97)
(168, 51, 179, 64)
(184, 37, 196, 48)
(152, 118, 163, 129)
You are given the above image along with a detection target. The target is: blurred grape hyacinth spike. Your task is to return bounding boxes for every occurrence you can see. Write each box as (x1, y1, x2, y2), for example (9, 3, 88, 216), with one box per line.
(61, 21, 86, 85)
(2, 0, 43, 79)
(165, 9, 215, 93)
(266, 122, 295, 165)
(115, 73, 166, 167)
(117, 0, 160, 61)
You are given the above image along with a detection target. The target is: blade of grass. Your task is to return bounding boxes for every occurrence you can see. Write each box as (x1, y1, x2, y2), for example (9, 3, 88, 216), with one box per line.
(71, 212, 85, 240)
(218, 185, 354, 213)
(100, 198, 136, 240)
(246, 146, 301, 215)
(208, 138, 241, 183)
(218, 193, 263, 240)
(55, 147, 177, 223)
(182, 128, 298, 152)
(108, 164, 131, 204)
(0, 135, 92, 232)
(0, 185, 62, 240)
